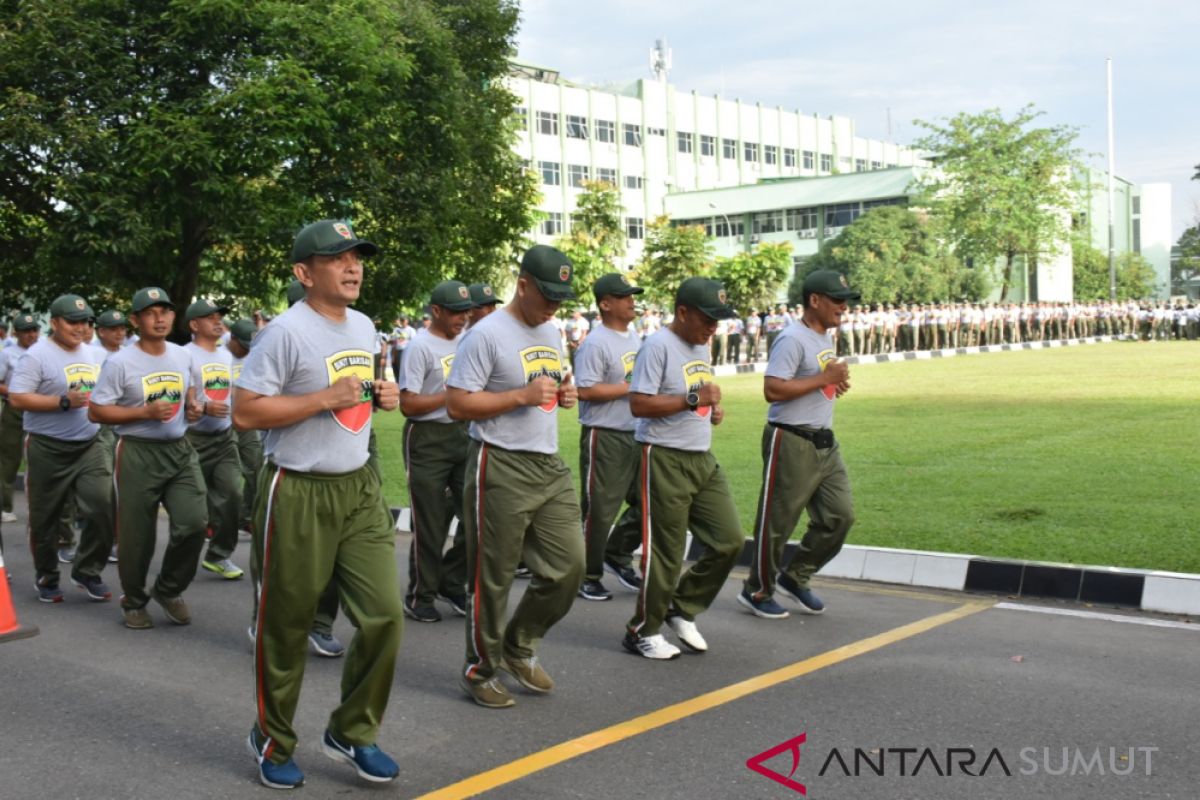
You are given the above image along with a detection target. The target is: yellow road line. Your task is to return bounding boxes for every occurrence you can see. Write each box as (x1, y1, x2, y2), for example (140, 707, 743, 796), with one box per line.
(414, 600, 993, 800)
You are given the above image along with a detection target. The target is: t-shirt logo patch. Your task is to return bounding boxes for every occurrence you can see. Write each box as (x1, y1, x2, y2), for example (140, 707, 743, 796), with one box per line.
(682, 360, 713, 418)
(519, 345, 563, 413)
(231, 363, 243, 381)
(200, 363, 231, 402)
(621, 351, 637, 383)
(325, 350, 374, 433)
(439, 353, 455, 383)
(817, 349, 838, 400)
(142, 372, 183, 422)
(64, 363, 98, 404)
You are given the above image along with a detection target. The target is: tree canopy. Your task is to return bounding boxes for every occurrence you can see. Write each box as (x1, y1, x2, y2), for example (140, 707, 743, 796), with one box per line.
(634, 217, 713, 309)
(713, 242, 792, 314)
(788, 205, 984, 305)
(553, 180, 625, 309)
(0, 0, 537, 329)
(1073, 238, 1158, 300)
(911, 105, 1081, 301)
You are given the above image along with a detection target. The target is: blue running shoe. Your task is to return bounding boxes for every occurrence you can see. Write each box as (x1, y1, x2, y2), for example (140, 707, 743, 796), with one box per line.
(247, 728, 304, 789)
(322, 729, 399, 783)
(776, 574, 825, 614)
(736, 590, 790, 620)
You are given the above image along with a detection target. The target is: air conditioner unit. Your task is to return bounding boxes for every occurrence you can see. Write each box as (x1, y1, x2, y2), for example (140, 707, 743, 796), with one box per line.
(797, 229, 817, 239)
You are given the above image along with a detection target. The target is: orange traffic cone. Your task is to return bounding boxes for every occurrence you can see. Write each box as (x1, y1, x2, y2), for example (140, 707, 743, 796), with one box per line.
(0, 549, 39, 643)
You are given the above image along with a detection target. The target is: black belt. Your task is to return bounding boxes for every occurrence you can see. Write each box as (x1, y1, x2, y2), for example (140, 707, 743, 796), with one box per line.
(770, 422, 835, 449)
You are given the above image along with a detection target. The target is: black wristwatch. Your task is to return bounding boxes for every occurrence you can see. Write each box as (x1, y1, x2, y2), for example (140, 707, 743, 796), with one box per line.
(59, 394, 71, 411)
(685, 391, 700, 410)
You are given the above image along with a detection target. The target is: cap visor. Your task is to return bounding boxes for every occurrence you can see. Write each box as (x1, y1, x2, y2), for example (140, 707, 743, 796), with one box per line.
(700, 305, 739, 320)
(317, 239, 379, 258)
(535, 280, 577, 302)
(438, 301, 475, 312)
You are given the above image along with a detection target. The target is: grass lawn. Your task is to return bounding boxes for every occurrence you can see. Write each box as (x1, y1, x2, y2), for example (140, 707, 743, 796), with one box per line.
(374, 341, 1200, 574)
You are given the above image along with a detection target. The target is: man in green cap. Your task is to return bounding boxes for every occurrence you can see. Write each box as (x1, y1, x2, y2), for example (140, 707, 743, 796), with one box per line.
(399, 280, 473, 623)
(235, 219, 402, 788)
(9, 295, 114, 602)
(739, 270, 856, 620)
(0, 313, 42, 522)
(241, 282, 346, 659)
(93, 310, 128, 360)
(467, 282, 501, 328)
(446, 244, 585, 709)
(623, 277, 744, 660)
(90, 287, 208, 629)
(182, 297, 245, 580)
(574, 272, 645, 602)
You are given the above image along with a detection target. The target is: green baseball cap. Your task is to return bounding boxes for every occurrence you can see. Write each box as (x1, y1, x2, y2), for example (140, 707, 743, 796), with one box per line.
(675, 277, 738, 320)
(290, 219, 379, 262)
(131, 287, 174, 313)
(185, 298, 230, 322)
(12, 312, 38, 331)
(49, 294, 95, 322)
(96, 310, 127, 328)
(593, 273, 644, 300)
(468, 282, 501, 307)
(286, 279, 307, 307)
(430, 280, 474, 312)
(520, 245, 576, 301)
(229, 318, 257, 349)
(801, 270, 862, 302)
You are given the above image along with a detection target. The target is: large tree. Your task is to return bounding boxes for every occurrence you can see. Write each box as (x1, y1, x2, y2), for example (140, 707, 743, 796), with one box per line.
(713, 241, 792, 314)
(633, 217, 713, 309)
(553, 179, 625, 309)
(0, 0, 537, 329)
(788, 205, 983, 305)
(911, 105, 1081, 301)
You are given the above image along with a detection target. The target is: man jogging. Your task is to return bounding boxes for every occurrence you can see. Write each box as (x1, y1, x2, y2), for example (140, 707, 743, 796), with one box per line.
(739, 270, 857, 619)
(399, 280, 472, 622)
(446, 244, 585, 709)
(9, 295, 114, 603)
(574, 273, 645, 601)
(623, 278, 744, 660)
(184, 298, 245, 581)
(89, 288, 208, 629)
(234, 219, 403, 789)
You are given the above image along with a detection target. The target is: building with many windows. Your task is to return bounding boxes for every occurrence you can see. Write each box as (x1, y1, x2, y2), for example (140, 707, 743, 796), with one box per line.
(506, 60, 921, 265)
(506, 60, 1171, 300)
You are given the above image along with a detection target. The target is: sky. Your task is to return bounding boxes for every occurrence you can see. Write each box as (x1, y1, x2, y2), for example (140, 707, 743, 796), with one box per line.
(515, 0, 1199, 240)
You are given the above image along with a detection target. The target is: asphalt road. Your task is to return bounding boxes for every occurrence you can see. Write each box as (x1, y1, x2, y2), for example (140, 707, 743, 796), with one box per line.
(1, 496, 1195, 800)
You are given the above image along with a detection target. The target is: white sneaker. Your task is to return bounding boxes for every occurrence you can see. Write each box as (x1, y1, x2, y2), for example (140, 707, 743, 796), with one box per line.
(1, 511, 16, 523)
(666, 614, 709, 652)
(623, 632, 681, 660)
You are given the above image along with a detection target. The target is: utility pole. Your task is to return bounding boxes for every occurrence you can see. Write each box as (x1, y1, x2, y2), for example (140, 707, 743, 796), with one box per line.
(1106, 57, 1116, 301)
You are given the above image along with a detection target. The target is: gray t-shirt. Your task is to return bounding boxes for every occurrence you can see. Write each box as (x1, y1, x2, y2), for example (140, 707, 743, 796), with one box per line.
(446, 309, 564, 454)
(91, 342, 192, 440)
(766, 321, 838, 429)
(0, 345, 29, 386)
(630, 327, 715, 452)
(236, 302, 376, 474)
(575, 324, 638, 432)
(185, 342, 233, 434)
(400, 331, 458, 423)
(9, 339, 102, 442)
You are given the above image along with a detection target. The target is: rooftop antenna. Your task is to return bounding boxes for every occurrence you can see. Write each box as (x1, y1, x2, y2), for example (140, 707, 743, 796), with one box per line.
(650, 38, 672, 83)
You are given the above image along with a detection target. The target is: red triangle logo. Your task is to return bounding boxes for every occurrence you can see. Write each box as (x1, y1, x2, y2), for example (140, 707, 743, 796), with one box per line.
(746, 732, 807, 794)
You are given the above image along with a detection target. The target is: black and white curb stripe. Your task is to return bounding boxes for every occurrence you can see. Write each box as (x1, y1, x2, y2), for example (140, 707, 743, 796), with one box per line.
(390, 507, 1198, 617)
(681, 537, 1200, 617)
